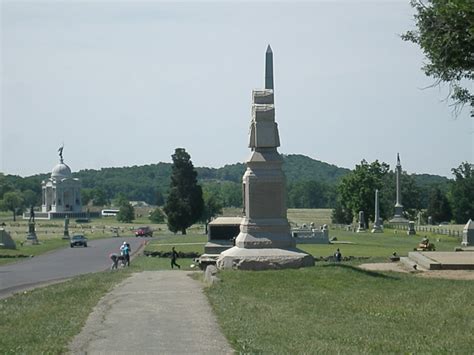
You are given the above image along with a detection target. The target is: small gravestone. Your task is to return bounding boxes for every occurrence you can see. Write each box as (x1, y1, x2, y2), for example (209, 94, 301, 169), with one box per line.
(357, 211, 366, 233)
(0, 228, 16, 249)
(461, 219, 474, 247)
(407, 221, 416, 235)
(63, 215, 70, 239)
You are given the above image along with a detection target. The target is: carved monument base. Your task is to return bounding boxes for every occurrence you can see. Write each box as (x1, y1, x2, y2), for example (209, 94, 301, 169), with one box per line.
(389, 206, 408, 224)
(217, 247, 314, 270)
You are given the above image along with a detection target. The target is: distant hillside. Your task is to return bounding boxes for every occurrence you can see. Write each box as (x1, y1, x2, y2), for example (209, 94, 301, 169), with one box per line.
(412, 173, 450, 190)
(2, 154, 451, 208)
(196, 154, 350, 184)
(282, 154, 350, 183)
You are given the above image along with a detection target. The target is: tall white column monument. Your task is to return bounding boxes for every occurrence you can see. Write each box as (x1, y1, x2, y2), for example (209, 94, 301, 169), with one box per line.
(371, 189, 383, 233)
(389, 153, 408, 224)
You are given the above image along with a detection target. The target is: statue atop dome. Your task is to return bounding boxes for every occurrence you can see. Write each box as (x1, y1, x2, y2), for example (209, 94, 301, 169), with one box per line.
(58, 145, 64, 163)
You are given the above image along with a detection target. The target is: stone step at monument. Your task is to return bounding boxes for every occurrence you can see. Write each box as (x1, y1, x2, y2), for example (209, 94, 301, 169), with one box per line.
(204, 241, 234, 254)
(400, 256, 428, 271)
(407, 252, 441, 270)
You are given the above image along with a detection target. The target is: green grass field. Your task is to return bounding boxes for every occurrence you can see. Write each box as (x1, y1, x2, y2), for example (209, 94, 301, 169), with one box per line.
(0, 224, 472, 353)
(206, 265, 474, 353)
(0, 209, 470, 353)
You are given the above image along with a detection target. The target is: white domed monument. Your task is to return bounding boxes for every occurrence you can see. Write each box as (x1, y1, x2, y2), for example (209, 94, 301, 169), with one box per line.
(41, 146, 83, 219)
(216, 46, 314, 270)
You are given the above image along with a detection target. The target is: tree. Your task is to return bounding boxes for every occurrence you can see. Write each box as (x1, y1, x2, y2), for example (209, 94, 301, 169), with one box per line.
(92, 188, 108, 206)
(0, 191, 24, 221)
(164, 148, 204, 234)
(113, 192, 128, 208)
(81, 188, 93, 206)
(449, 162, 474, 223)
(0, 173, 13, 199)
(200, 190, 223, 234)
(337, 160, 390, 227)
(288, 180, 328, 208)
(402, 0, 474, 116)
(117, 201, 135, 223)
(22, 189, 39, 208)
(426, 186, 452, 223)
(331, 198, 354, 224)
(149, 207, 166, 223)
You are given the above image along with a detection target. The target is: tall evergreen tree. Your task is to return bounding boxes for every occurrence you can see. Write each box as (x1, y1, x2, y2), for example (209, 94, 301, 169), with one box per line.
(164, 148, 204, 234)
(426, 187, 452, 224)
(450, 162, 474, 223)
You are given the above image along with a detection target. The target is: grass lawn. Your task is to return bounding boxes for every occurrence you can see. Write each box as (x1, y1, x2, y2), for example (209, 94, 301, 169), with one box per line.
(206, 265, 474, 353)
(0, 254, 190, 353)
(0, 270, 130, 353)
(298, 228, 461, 261)
(0, 210, 469, 353)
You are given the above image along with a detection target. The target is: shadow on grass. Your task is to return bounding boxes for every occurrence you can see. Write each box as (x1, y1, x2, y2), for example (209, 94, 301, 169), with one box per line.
(320, 263, 400, 280)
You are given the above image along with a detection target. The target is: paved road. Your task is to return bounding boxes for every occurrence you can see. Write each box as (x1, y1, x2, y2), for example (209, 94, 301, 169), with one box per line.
(69, 271, 233, 354)
(0, 237, 146, 298)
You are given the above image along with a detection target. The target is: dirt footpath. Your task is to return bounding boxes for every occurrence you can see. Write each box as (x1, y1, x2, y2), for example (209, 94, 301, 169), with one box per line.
(68, 271, 233, 354)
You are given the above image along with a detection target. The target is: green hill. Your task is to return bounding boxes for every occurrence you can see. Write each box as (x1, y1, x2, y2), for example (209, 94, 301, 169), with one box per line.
(1, 154, 451, 209)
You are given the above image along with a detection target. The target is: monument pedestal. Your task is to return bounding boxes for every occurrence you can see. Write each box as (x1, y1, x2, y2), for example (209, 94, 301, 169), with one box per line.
(461, 219, 473, 247)
(389, 205, 408, 224)
(25, 222, 39, 245)
(407, 221, 416, 235)
(371, 225, 383, 233)
(237, 218, 295, 249)
(63, 216, 70, 239)
(217, 246, 314, 270)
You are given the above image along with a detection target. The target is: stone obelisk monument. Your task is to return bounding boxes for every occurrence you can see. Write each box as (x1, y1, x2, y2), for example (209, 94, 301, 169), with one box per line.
(371, 189, 383, 233)
(217, 46, 314, 270)
(389, 153, 408, 224)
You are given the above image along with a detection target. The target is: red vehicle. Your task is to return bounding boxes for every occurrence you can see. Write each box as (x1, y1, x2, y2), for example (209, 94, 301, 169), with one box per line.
(135, 226, 153, 237)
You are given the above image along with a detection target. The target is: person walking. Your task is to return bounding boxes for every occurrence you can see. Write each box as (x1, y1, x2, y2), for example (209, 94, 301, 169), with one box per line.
(120, 242, 130, 267)
(171, 247, 181, 269)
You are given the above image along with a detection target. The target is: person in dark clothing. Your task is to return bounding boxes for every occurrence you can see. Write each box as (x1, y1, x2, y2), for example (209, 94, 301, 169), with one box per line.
(334, 248, 342, 262)
(110, 253, 120, 270)
(171, 247, 181, 269)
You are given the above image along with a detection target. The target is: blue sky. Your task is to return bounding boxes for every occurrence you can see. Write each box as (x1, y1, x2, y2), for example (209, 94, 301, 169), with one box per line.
(1, 0, 472, 177)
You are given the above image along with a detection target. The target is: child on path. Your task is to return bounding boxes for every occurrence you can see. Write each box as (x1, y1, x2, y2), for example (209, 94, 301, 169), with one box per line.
(171, 247, 181, 269)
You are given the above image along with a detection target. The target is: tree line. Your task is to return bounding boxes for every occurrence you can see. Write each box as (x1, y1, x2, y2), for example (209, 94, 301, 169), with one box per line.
(1, 154, 470, 228)
(331, 160, 472, 226)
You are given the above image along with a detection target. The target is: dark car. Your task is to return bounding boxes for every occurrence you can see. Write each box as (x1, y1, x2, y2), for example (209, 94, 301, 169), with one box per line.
(70, 234, 88, 248)
(135, 226, 153, 237)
